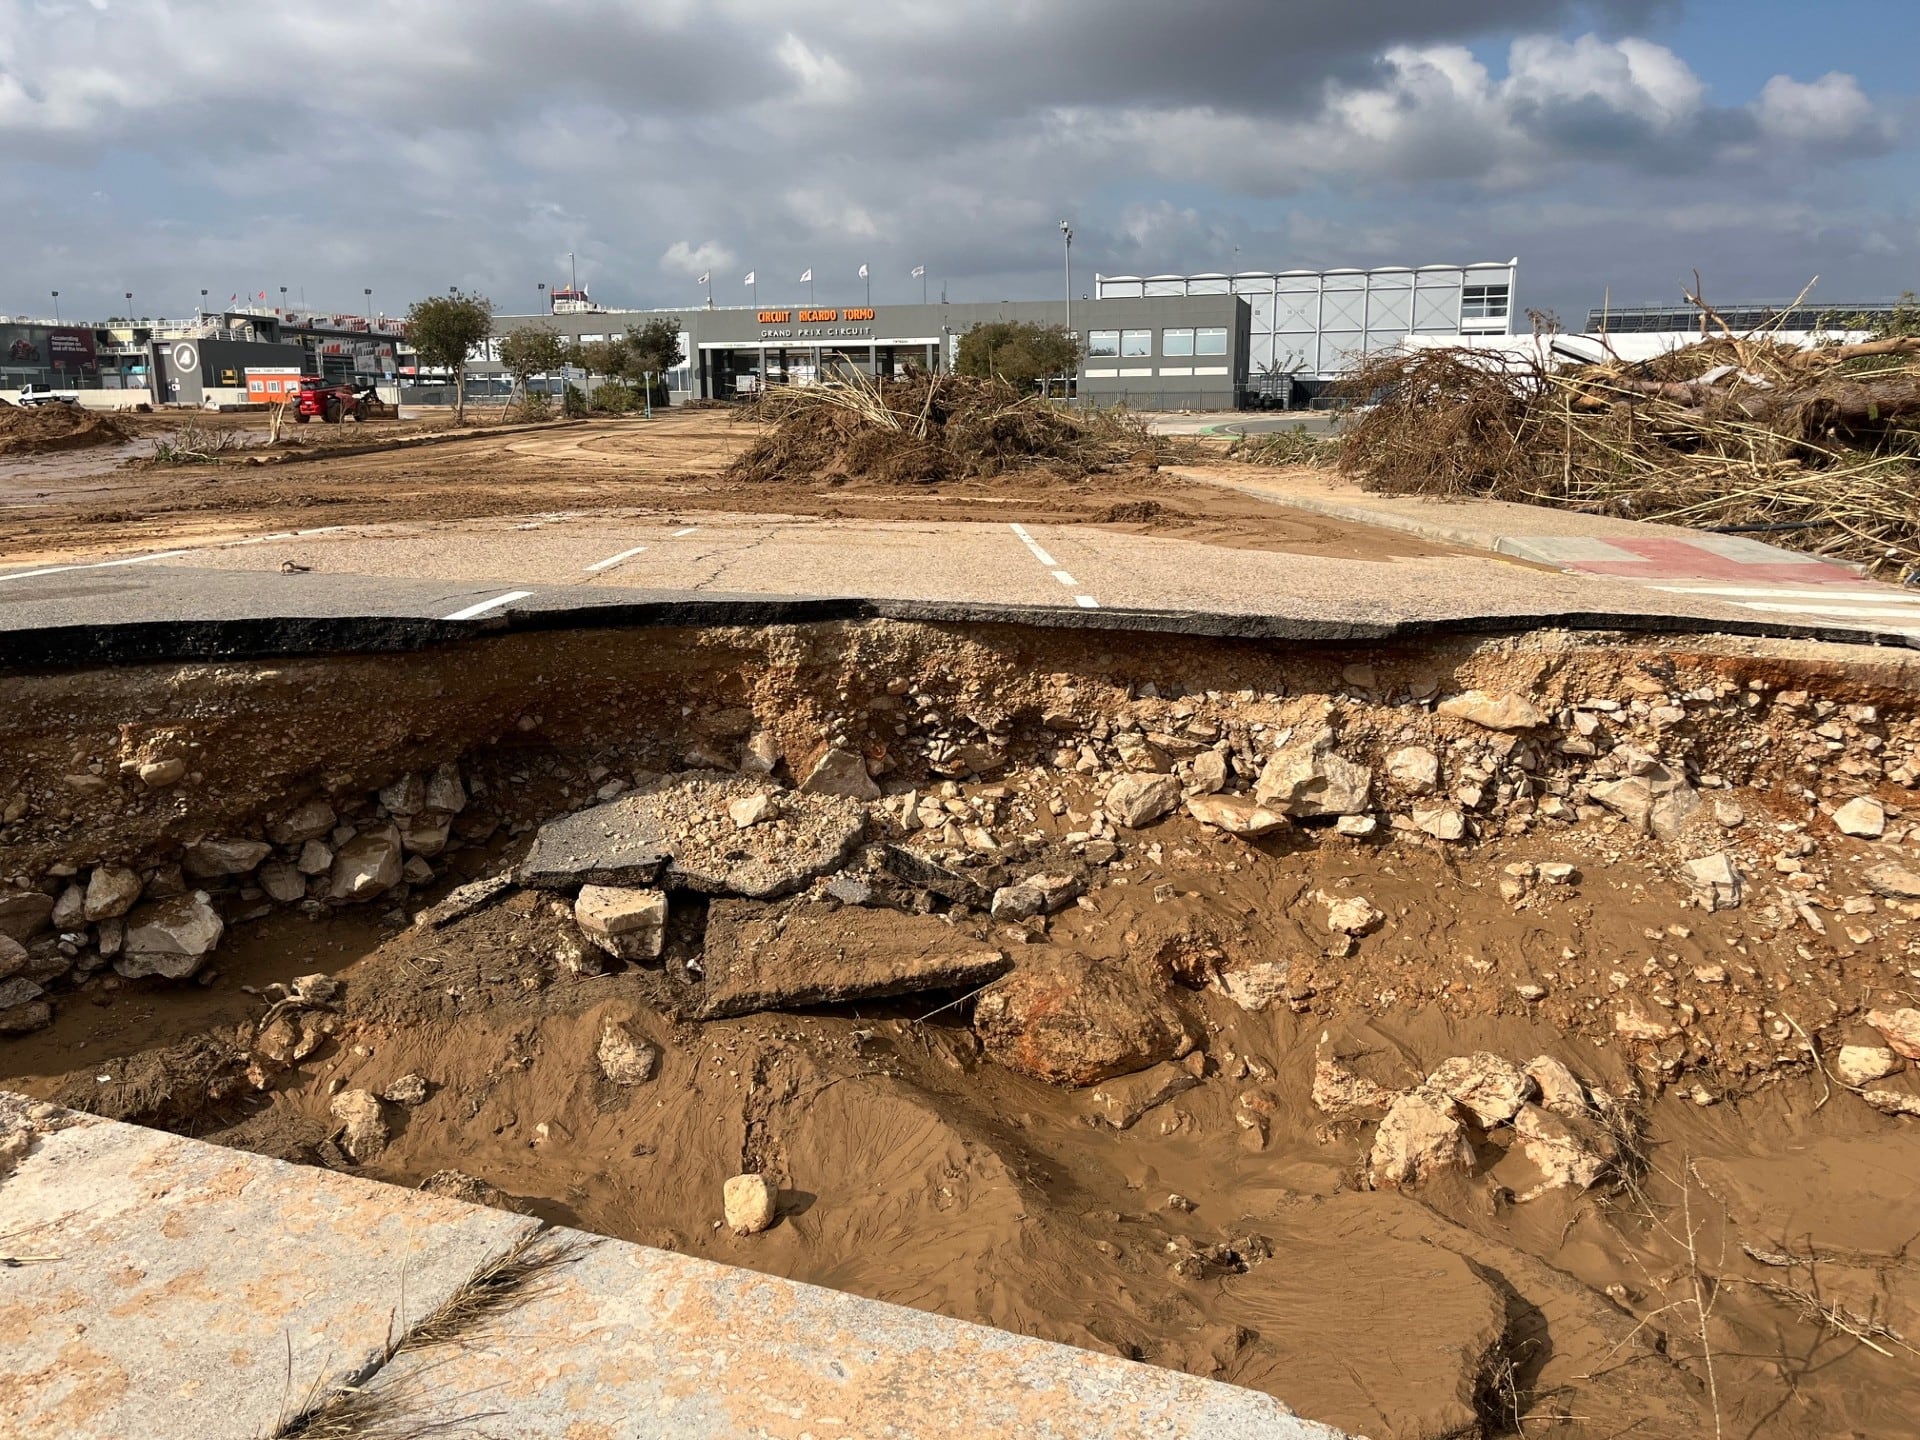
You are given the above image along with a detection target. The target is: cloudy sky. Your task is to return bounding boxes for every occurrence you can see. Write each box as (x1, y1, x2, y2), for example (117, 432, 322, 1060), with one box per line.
(2, 0, 1914, 326)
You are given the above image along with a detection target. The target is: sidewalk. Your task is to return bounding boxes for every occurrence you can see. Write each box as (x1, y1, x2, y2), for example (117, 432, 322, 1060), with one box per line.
(1172, 463, 1920, 636)
(1, 1096, 1344, 1440)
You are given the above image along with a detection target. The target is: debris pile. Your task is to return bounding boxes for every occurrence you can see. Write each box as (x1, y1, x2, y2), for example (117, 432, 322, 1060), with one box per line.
(0, 399, 131, 457)
(726, 371, 1182, 485)
(1338, 318, 1920, 577)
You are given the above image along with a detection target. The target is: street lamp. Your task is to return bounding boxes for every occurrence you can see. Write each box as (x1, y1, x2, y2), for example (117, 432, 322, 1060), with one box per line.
(200, 288, 208, 316)
(1060, 221, 1073, 340)
(50, 290, 59, 323)
(364, 287, 372, 320)
(279, 285, 288, 313)
(124, 291, 133, 322)
(538, 281, 547, 313)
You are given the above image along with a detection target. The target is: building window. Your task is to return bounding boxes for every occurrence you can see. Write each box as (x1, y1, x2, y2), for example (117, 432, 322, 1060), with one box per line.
(1087, 329, 1120, 357)
(1163, 328, 1194, 356)
(1461, 285, 1509, 321)
(1195, 327, 1228, 355)
(1121, 329, 1152, 357)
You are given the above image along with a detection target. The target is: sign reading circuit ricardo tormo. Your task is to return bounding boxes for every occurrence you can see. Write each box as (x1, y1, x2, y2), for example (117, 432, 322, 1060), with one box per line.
(756, 307, 878, 340)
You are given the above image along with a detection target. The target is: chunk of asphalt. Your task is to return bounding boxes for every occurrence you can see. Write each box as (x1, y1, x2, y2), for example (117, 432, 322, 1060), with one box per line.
(692, 897, 1011, 1019)
(517, 772, 864, 899)
(414, 873, 517, 929)
(877, 843, 993, 908)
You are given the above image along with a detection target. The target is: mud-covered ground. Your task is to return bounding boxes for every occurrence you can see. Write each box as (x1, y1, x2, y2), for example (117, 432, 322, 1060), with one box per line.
(0, 410, 1436, 572)
(4, 623, 1920, 1437)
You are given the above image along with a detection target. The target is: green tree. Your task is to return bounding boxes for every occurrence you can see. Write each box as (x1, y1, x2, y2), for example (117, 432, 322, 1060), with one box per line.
(496, 324, 566, 410)
(955, 321, 1079, 393)
(406, 290, 494, 423)
(626, 318, 684, 382)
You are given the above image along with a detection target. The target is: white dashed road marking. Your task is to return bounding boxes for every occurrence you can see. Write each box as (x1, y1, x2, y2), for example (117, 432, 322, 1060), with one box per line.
(1009, 523, 1099, 608)
(443, 589, 533, 621)
(672, 526, 699, 537)
(0, 550, 191, 584)
(585, 545, 649, 573)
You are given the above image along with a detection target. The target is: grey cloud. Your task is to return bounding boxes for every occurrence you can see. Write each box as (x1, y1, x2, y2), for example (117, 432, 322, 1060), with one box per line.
(0, 0, 1905, 329)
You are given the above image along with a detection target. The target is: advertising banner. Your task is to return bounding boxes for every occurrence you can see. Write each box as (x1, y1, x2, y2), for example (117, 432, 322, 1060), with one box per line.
(47, 328, 98, 373)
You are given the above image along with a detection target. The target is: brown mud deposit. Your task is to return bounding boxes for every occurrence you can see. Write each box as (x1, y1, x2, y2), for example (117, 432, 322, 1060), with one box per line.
(6, 622, 1920, 1438)
(0, 410, 1455, 566)
(0, 399, 132, 458)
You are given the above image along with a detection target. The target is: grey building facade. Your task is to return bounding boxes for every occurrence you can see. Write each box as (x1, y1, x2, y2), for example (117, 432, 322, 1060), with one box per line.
(485, 293, 1254, 410)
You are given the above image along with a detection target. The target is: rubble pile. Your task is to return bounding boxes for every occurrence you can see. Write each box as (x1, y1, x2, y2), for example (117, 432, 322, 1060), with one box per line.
(2, 629, 1916, 1139)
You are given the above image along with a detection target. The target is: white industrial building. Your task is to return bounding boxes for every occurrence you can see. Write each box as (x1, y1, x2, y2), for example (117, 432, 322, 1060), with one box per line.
(1094, 260, 1517, 381)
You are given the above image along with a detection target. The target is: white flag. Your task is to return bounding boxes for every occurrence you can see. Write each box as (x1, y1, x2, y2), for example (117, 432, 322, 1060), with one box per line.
(799, 268, 812, 283)
(697, 270, 709, 284)
(911, 265, 925, 278)
(858, 263, 869, 279)
(743, 270, 755, 285)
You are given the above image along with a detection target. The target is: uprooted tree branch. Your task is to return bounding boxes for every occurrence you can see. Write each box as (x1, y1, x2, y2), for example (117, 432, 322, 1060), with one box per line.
(1334, 284, 1920, 579)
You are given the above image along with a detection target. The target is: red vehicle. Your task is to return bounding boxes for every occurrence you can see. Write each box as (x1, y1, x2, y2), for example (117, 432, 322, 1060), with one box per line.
(292, 376, 375, 423)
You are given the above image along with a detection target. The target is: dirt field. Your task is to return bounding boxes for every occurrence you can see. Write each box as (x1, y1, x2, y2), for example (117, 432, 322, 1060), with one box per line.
(0, 410, 1452, 568)
(5, 621, 1920, 1438)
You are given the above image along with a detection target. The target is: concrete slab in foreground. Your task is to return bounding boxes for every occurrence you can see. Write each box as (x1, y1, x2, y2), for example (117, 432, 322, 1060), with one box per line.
(0, 1097, 1348, 1440)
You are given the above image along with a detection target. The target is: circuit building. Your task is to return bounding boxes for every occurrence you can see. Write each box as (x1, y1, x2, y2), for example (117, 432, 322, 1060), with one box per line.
(483, 258, 1513, 410)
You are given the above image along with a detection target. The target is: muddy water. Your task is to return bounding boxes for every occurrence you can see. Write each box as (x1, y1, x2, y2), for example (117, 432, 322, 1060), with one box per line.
(10, 814, 1920, 1439)
(7, 621, 1920, 1437)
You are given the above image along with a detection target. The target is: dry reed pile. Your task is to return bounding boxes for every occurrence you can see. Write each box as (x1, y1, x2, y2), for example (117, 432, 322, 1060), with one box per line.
(727, 371, 1180, 486)
(1337, 312, 1920, 578)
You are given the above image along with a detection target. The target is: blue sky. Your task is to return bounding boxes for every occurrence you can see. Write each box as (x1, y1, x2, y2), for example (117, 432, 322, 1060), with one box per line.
(0, 0, 1913, 326)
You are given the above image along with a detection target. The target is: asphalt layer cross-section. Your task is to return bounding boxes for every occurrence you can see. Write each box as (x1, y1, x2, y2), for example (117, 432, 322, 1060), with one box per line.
(2, 505, 1915, 673)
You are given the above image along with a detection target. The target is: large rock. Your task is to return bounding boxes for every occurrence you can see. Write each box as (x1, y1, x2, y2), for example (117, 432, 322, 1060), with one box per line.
(328, 826, 404, 900)
(0, 890, 55, 943)
(49, 883, 85, 931)
(1210, 960, 1295, 1013)
(1386, 746, 1440, 795)
(1184, 794, 1287, 837)
(258, 860, 307, 905)
(1866, 1008, 1920, 1061)
(723, 1173, 778, 1235)
(183, 838, 271, 879)
(1513, 1103, 1617, 1199)
(1323, 895, 1383, 936)
(1311, 1054, 1396, 1117)
(0, 934, 28, 980)
(1684, 853, 1742, 911)
(0, 995, 51, 1034)
(1086, 1062, 1201, 1129)
(1834, 1045, 1901, 1086)
(695, 898, 1010, 1019)
(596, 1020, 660, 1085)
(1426, 1053, 1536, 1128)
(1590, 766, 1699, 840)
(1368, 1089, 1474, 1189)
(267, 799, 337, 846)
(328, 1089, 389, 1162)
(424, 763, 469, 814)
(574, 885, 668, 962)
(1523, 1055, 1592, 1117)
(519, 773, 864, 899)
(1833, 796, 1887, 838)
(1864, 863, 1920, 901)
(973, 950, 1194, 1086)
(799, 747, 880, 801)
(1254, 744, 1371, 818)
(116, 891, 224, 980)
(83, 866, 142, 922)
(1437, 690, 1547, 731)
(1104, 773, 1182, 829)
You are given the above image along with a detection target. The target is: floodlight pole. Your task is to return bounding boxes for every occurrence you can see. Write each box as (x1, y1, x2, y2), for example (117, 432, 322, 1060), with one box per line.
(1060, 221, 1073, 341)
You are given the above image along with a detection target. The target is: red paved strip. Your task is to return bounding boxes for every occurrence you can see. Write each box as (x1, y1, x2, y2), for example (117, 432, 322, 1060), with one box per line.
(1566, 537, 1860, 583)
